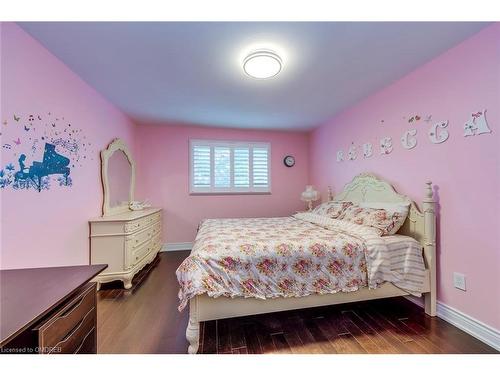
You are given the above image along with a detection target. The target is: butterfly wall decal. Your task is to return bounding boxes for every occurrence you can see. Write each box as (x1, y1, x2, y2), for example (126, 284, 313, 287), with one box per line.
(13, 114, 20, 122)
(24, 125, 30, 131)
(13, 138, 21, 146)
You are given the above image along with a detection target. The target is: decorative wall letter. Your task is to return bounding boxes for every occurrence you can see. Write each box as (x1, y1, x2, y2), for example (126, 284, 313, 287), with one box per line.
(464, 110, 491, 137)
(463, 119, 475, 137)
(336, 150, 344, 162)
(401, 129, 418, 149)
(347, 144, 357, 160)
(362, 142, 373, 158)
(380, 137, 393, 155)
(428, 121, 449, 144)
(407, 115, 421, 123)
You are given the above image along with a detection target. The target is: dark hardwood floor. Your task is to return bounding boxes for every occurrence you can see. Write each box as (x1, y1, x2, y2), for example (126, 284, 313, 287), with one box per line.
(97, 251, 189, 353)
(97, 251, 497, 354)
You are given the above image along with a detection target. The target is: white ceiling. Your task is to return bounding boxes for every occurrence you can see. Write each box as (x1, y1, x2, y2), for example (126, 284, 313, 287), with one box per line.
(19, 22, 489, 130)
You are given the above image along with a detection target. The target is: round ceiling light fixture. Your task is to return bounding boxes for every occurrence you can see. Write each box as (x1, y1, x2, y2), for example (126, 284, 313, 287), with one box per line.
(243, 49, 282, 79)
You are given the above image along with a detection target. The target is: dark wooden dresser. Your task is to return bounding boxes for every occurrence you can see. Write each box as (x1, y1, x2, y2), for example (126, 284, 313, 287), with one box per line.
(0, 264, 107, 354)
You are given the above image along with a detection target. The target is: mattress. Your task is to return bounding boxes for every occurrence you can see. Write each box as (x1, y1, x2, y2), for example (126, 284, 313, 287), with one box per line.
(176, 213, 426, 311)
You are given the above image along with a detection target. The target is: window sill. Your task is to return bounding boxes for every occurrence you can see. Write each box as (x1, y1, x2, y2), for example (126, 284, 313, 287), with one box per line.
(189, 191, 272, 196)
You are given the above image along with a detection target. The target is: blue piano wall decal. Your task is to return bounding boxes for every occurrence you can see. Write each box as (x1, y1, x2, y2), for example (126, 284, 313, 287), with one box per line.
(14, 143, 71, 192)
(1, 112, 93, 191)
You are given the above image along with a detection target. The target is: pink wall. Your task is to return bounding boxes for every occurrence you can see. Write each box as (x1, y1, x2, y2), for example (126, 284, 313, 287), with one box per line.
(0, 23, 137, 269)
(2, 21, 497, 332)
(310, 24, 500, 329)
(0, 23, 310, 269)
(135, 123, 310, 243)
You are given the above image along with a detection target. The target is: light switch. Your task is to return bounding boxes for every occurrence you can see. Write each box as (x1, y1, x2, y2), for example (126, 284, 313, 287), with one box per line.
(453, 272, 466, 291)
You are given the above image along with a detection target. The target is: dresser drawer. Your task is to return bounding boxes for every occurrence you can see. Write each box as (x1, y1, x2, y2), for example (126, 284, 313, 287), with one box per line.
(125, 211, 161, 234)
(128, 222, 161, 249)
(34, 283, 96, 353)
(74, 327, 96, 354)
(48, 308, 95, 354)
(130, 233, 161, 266)
(151, 211, 162, 224)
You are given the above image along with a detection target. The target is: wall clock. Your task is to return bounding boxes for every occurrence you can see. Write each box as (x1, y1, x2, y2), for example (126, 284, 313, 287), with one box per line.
(283, 155, 295, 167)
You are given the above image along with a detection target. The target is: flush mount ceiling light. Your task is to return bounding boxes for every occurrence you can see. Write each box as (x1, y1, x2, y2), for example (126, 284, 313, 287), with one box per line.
(243, 50, 282, 79)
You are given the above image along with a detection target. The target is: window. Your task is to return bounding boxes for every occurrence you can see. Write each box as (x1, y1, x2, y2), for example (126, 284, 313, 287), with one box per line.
(190, 140, 271, 194)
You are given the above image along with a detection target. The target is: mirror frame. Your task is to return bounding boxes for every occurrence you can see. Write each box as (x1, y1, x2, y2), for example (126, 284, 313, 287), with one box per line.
(101, 138, 136, 217)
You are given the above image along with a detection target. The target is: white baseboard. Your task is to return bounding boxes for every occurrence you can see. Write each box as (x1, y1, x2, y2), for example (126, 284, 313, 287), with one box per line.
(405, 296, 499, 351)
(436, 302, 500, 351)
(161, 242, 193, 252)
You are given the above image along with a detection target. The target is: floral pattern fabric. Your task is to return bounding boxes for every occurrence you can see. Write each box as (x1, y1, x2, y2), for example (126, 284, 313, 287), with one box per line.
(176, 214, 398, 310)
(339, 204, 407, 236)
(176, 213, 424, 311)
(176, 215, 374, 311)
(312, 200, 353, 219)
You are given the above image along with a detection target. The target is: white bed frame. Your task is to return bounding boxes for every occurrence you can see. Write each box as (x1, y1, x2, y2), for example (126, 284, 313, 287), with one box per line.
(185, 173, 437, 353)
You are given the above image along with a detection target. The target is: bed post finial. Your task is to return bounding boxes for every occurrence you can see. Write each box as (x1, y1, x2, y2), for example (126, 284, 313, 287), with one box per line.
(425, 181, 433, 200)
(328, 186, 334, 201)
(422, 181, 437, 316)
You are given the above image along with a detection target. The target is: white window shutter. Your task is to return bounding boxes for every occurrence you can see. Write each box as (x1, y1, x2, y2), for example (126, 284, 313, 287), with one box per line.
(234, 147, 250, 188)
(192, 145, 211, 189)
(214, 146, 231, 188)
(252, 147, 269, 188)
(190, 140, 270, 193)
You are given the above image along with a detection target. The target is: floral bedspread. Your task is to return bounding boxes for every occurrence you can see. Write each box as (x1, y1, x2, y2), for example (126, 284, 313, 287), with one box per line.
(176, 213, 423, 311)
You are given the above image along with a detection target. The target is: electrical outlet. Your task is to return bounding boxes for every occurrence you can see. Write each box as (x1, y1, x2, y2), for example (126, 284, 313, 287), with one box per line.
(453, 272, 466, 291)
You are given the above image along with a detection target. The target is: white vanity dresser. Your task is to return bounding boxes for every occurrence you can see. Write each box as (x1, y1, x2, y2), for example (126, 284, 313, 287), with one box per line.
(89, 208, 162, 290)
(89, 138, 162, 290)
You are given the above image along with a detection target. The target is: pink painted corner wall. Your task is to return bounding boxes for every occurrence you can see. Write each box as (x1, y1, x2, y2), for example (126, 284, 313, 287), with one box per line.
(310, 24, 500, 329)
(135, 123, 310, 243)
(0, 23, 137, 269)
(0, 23, 310, 270)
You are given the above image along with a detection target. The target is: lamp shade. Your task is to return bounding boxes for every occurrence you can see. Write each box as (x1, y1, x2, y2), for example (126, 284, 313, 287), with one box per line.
(301, 185, 319, 202)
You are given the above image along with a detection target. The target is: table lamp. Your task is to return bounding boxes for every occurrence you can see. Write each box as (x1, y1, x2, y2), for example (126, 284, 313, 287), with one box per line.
(301, 185, 319, 211)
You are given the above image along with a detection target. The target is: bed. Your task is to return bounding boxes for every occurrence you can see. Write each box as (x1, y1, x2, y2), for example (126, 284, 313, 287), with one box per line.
(177, 173, 437, 354)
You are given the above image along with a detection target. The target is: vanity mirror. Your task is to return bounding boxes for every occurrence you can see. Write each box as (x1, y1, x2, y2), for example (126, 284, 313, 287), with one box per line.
(101, 138, 135, 217)
(91, 138, 162, 290)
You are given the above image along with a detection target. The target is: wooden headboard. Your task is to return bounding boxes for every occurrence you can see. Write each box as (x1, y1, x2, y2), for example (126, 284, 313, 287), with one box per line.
(328, 173, 433, 244)
(328, 173, 437, 315)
